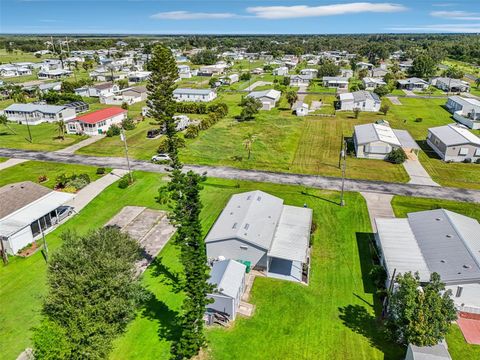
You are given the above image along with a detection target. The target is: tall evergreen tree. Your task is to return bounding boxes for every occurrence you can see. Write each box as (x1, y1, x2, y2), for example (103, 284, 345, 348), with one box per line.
(148, 44, 213, 359)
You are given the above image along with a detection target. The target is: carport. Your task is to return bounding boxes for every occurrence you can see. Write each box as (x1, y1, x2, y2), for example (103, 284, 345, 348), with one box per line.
(267, 205, 312, 284)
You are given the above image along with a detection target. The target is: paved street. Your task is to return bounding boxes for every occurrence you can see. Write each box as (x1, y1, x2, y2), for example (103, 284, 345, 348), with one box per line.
(1, 147, 479, 203)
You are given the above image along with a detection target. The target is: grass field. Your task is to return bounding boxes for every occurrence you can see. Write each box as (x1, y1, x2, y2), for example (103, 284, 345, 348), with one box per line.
(0, 160, 109, 189)
(0, 123, 88, 151)
(442, 59, 480, 78)
(0, 49, 47, 64)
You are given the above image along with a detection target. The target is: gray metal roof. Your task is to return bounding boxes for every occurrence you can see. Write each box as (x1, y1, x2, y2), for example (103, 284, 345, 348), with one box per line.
(247, 89, 281, 101)
(408, 209, 480, 284)
(354, 123, 401, 147)
(397, 77, 427, 85)
(4, 103, 67, 114)
(408, 342, 452, 360)
(208, 259, 246, 298)
(173, 88, 214, 95)
(429, 124, 480, 146)
(393, 129, 420, 149)
(323, 76, 349, 82)
(205, 190, 284, 250)
(351, 90, 380, 102)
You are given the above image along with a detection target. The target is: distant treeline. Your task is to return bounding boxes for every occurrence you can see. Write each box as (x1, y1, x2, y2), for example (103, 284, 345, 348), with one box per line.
(1, 34, 479, 65)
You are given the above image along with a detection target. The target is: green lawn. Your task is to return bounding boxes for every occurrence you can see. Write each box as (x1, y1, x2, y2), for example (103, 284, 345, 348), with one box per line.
(442, 59, 480, 78)
(0, 160, 109, 189)
(0, 49, 47, 64)
(447, 325, 480, 360)
(0, 123, 88, 151)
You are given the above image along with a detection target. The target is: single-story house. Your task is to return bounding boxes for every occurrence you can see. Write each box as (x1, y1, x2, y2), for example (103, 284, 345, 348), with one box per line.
(375, 209, 480, 313)
(198, 64, 226, 77)
(207, 259, 246, 320)
(431, 77, 470, 93)
(289, 74, 311, 87)
(173, 88, 217, 102)
(38, 69, 71, 79)
(405, 342, 452, 360)
(75, 82, 119, 98)
(427, 124, 480, 162)
(178, 65, 192, 79)
(205, 190, 312, 283)
(362, 77, 386, 90)
(66, 107, 127, 136)
(397, 77, 429, 91)
(371, 67, 388, 78)
(322, 76, 349, 89)
(220, 73, 239, 85)
(399, 60, 414, 72)
(338, 91, 381, 112)
(100, 86, 147, 105)
(0, 64, 32, 77)
(340, 69, 354, 79)
(251, 67, 264, 75)
(353, 123, 419, 159)
(0, 181, 74, 255)
(2, 103, 76, 125)
(299, 68, 318, 79)
(246, 89, 281, 110)
(293, 101, 309, 116)
(446, 96, 480, 129)
(64, 101, 89, 114)
(356, 62, 374, 70)
(128, 71, 151, 83)
(273, 66, 288, 76)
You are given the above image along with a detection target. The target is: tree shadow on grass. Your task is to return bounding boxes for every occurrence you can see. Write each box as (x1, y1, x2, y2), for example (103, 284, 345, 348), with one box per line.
(338, 304, 404, 359)
(141, 290, 182, 343)
(149, 256, 183, 294)
(301, 191, 341, 206)
(203, 181, 241, 189)
(355, 232, 377, 295)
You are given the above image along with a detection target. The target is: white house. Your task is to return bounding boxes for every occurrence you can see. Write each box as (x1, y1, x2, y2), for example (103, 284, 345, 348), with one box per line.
(289, 74, 311, 87)
(431, 77, 470, 93)
(3, 103, 76, 125)
(362, 77, 386, 90)
(427, 124, 480, 162)
(100, 86, 147, 105)
(397, 77, 429, 91)
(322, 76, 349, 89)
(173, 88, 217, 102)
(66, 107, 127, 136)
(338, 91, 381, 112)
(0, 64, 32, 77)
(353, 123, 419, 159)
(356, 62, 374, 70)
(273, 66, 288, 76)
(446, 96, 480, 130)
(74, 82, 119, 98)
(293, 102, 309, 116)
(38, 69, 71, 79)
(128, 71, 151, 83)
(207, 259, 246, 320)
(299, 68, 318, 79)
(247, 89, 281, 110)
(375, 209, 480, 314)
(340, 69, 354, 79)
(178, 65, 192, 79)
(205, 190, 312, 283)
(0, 181, 74, 255)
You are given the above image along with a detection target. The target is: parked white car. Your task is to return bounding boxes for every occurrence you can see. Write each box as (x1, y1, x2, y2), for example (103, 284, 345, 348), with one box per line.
(151, 154, 171, 162)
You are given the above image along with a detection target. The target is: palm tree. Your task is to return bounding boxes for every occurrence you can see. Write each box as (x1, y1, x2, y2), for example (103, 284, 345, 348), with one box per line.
(286, 90, 298, 108)
(476, 77, 480, 89)
(243, 133, 257, 160)
(55, 120, 65, 140)
(0, 114, 16, 134)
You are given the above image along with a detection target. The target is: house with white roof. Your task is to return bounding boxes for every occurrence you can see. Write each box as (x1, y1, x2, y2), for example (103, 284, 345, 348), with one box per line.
(173, 88, 217, 102)
(207, 259, 246, 320)
(128, 71, 151, 83)
(431, 77, 470, 93)
(3, 103, 76, 125)
(427, 124, 480, 162)
(177, 65, 192, 79)
(338, 91, 381, 112)
(293, 101, 309, 116)
(0, 64, 32, 77)
(362, 77, 386, 90)
(272, 66, 288, 76)
(38, 69, 71, 80)
(397, 77, 429, 91)
(446, 96, 480, 129)
(0, 181, 74, 255)
(356, 62, 374, 70)
(353, 123, 419, 160)
(100, 86, 147, 105)
(375, 209, 480, 313)
(322, 76, 349, 89)
(299, 68, 318, 79)
(246, 89, 281, 110)
(289, 74, 311, 87)
(74, 82, 119, 98)
(205, 190, 313, 283)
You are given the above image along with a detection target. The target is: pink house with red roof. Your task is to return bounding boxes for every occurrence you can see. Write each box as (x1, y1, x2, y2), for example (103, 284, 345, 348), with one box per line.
(66, 107, 127, 136)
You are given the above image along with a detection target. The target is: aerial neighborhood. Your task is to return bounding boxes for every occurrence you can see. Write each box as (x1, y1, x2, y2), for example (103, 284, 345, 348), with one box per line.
(0, 29, 480, 360)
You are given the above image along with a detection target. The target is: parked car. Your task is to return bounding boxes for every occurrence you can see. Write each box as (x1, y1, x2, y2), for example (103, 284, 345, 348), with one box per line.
(151, 154, 171, 162)
(146, 129, 162, 138)
(56, 205, 74, 222)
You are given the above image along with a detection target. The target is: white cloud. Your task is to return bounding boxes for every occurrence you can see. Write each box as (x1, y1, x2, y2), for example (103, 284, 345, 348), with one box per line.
(388, 23, 480, 33)
(151, 11, 236, 20)
(431, 3, 456, 7)
(246, 2, 407, 19)
(431, 10, 480, 20)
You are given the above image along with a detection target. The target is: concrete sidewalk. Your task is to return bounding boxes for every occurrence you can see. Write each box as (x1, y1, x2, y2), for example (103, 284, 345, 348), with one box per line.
(66, 169, 128, 212)
(54, 135, 105, 154)
(0, 158, 28, 171)
(360, 192, 395, 232)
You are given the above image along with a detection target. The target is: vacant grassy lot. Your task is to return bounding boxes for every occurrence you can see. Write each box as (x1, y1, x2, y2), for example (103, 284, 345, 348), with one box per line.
(111, 178, 403, 360)
(0, 49, 47, 63)
(0, 160, 109, 189)
(0, 123, 88, 151)
(442, 59, 480, 78)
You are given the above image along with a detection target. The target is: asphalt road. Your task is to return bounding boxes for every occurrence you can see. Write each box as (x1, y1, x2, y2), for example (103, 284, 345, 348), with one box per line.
(1, 147, 479, 203)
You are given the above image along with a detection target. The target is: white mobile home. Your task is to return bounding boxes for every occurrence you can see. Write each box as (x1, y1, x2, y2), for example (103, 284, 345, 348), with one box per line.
(446, 96, 480, 130)
(322, 76, 349, 89)
(246, 89, 281, 110)
(427, 124, 480, 162)
(173, 88, 217, 102)
(338, 91, 381, 112)
(66, 107, 127, 136)
(3, 103, 76, 125)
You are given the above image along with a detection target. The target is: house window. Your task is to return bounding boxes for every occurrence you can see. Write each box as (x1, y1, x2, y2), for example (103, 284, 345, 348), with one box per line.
(427, 132, 432, 139)
(459, 148, 469, 156)
(476, 148, 480, 156)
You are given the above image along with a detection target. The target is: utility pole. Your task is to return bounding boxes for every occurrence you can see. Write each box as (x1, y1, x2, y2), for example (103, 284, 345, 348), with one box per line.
(0, 236, 8, 265)
(339, 137, 347, 207)
(120, 128, 133, 183)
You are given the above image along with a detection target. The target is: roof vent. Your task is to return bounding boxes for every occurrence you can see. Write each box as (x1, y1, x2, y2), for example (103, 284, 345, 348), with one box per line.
(244, 224, 249, 230)
(440, 259, 446, 263)
(257, 196, 262, 201)
(463, 264, 472, 269)
(232, 223, 237, 229)
(435, 218, 442, 221)
(247, 195, 252, 200)
(446, 234, 452, 238)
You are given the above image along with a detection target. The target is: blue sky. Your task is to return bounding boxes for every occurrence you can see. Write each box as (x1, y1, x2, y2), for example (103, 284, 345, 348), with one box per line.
(1, 0, 479, 34)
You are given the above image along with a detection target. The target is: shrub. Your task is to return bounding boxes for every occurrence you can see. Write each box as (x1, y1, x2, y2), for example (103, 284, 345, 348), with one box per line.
(118, 175, 131, 189)
(369, 265, 387, 289)
(55, 174, 69, 188)
(121, 117, 136, 130)
(414, 117, 423, 123)
(106, 124, 121, 137)
(386, 148, 407, 164)
(96, 167, 106, 175)
(121, 102, 129, 110)
(38, 174, 48, 183)
(240, 72, 251, 81)
(380, 104, 390, 115)
(463, 158, 472, 163)
(63, 186, 77, 193)
(184, 125, 200, 139)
